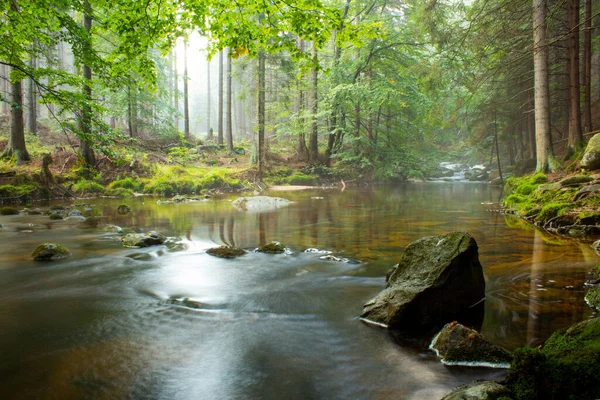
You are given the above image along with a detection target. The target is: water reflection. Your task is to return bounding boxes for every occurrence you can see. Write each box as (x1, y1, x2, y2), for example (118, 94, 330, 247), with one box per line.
(0, 183, 596, 399)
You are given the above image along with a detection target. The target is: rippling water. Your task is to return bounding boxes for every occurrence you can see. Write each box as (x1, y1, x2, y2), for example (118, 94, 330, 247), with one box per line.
(0, 183, 596, 399)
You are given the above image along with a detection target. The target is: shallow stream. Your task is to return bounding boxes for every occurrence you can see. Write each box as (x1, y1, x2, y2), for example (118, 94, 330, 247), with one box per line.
(0, 183, 597, 399)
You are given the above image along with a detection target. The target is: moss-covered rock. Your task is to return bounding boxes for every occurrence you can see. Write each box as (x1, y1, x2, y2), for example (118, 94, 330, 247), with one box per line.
(580, 134, 600, 170)
(560, 174, 593, 187)
(31, 242, 71, 261)
(442, 381, 512, 400)
(584, 265, 600, 311)
(206, 246, 246, 259)
(121, 231, 166, 248)
(430, 322, 512, 367)
(49, 213, 63, 220)
(256, 241, 286, 253)
(506, 318, 600, 400)
(361, 231, 485, 332)
(0, 206, 20, 215)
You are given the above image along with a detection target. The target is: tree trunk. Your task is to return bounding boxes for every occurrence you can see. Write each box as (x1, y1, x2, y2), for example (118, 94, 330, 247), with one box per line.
(1, 64, 8, 115)
(226, 48, 233, 151)
(533, 0, 557, 172)
(218, 49, 224, 145)
(296, 38, 307, 159)
(257, 49, 266, 178)
(2, 77, 30, 163)
(28, 52, 37, 135)
(174, 48, 179, 132)
(183, 38, 190, 139)
(581, 0, 592, 132)
(207, 56, 212, 139)
(308, 47, 319, 162)
(567, 0, 583, 151)
(80, 1, 95, 172)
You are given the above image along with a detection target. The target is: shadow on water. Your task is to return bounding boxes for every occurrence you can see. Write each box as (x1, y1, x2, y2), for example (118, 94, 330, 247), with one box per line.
(0, 183, 596, 399)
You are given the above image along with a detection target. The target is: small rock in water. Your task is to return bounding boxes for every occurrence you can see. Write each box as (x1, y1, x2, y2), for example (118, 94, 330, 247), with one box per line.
(441, 381, 511, 400)
(31, 242, 71, 261)
(69, 209, 82, 217)
(206, 246, 246, 259)
(304, 248, 332, 254)
(121, 231, 166, 248)
(117, 204, 132, 215)
(126, 252, 154, 261)
(256, 241, 286, 254)
(319, 254, 361, 264)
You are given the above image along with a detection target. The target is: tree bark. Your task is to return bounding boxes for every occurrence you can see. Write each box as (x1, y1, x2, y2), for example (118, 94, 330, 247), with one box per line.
(174, 48, 179, 132)
(28, 52, 37, 135)
(218, 49, 224, 145)
(296, 38, 307, 159)
(183, 38, 190, 139)
(226, 48, 233, 151)
(581, 0, 592, 132)
(567, 0, 583, 151)
(2, 77, 30, 163)
(80, 1, 95, 171)
(257, 49, 266, 178)
(533, 0, 557, 172)
(308, 47, 319, 162)
(207, 56, 212, 139)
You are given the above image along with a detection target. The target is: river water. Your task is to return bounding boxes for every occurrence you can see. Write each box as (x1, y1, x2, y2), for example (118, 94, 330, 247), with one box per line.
(0, 183, 597, 399)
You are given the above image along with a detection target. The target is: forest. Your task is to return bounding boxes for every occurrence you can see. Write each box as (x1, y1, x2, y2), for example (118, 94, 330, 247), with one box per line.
(1, 0, 598, 198)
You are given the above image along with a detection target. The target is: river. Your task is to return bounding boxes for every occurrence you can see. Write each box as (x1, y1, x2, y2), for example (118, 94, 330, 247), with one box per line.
(0, 183, 596, 399)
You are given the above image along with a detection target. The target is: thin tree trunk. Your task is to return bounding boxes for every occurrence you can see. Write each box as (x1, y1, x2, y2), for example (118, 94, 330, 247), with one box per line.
(174, 48, 179, 132)
(226, 48, 233, 151)
(80, 1, 95, 171)
(296, 38, 307, 159)
(494, 110, 503, 182)
(1, 64, 8, 115)
(183, 38, 190, 139)
(257, 49, 266, 178)
(218, 49, 224, 145)
(28, 52, 37, 135)
(567, 0, 583, 151)
(533, 0, 557, 172)
(207, 56, 212, 139)
(582, 0, 592, 132)
(308, 46, 319, 162)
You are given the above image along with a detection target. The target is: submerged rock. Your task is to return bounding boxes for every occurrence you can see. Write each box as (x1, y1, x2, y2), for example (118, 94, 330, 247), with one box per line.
(49, 213, 63, 220)
(206, 246, 246, 259)
(126, 252, 154, 261)
(117, 204, 131, 215)
(232, 196, 291, 212)
(319, 254, 361, 264)
(580, 134, 600, 170)
(361, 231, 485, 332)
(506, 317, 600, 400)
(584, 265, 600, 311)
(441, 380, 511, 400)
(121, 231, 166, 248)
(164, 237, 188, 252)
(430, 322, 512, 367)
(256, 241, 286, 254)
(31, 242, 71, 261)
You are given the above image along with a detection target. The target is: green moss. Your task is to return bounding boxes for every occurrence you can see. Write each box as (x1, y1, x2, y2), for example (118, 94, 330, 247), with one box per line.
(504, 173, 547, 195)
(206, 246, 246, 259)
(0, 206, 20, 215)
(141, 165, 243, 196)
(0, 184, 38, 200)
(507, 318, 600, 400)
(286, 172, 319, 186)
(107, 177, 141, 192)
(31, 242, 71, 261)
(515, 184, 536, 196)
(560, 174, 593, 186)
(72, 179, 104, 194)
(105, 187, 134, 197)
(256, 241, 286, 254)
(49, 213, 63, 220)
(536, 202, 570, 222)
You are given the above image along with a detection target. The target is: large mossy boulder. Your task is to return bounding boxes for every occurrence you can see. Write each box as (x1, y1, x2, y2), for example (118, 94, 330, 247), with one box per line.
(506, 317, 600, 400)
(256, 241, 286, 254)
(430, 322, 512, 367)
(361, 231, 485, 332)
(121, 231, 166, 248)
(232, 196, 291, 212)
(442, 381, 512, 400)
(580, 134, 600, 170)
(31, 242, 71, 261)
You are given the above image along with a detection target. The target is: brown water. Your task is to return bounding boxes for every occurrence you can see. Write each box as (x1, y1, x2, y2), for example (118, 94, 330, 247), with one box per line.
(0, 183, 597, 399)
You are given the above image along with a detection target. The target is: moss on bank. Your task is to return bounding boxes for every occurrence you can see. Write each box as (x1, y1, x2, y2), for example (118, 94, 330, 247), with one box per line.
(506, 318, 600, 400)
(503, 172, 600, 233)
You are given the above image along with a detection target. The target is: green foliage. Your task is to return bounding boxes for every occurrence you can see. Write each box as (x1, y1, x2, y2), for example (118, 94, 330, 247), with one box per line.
(286, 172, 318, 186)
(0, 206, 20, 215)
(72, 179, 104, 194)
(0, 184, 38, 200)
(140, 165, 242, 196)
(108, 178, 141, 191)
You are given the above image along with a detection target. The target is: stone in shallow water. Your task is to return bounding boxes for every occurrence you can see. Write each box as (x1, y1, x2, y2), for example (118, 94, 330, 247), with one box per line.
(206, 246, 245, 259)
(121, 231, 166, 248)
(429, 322, 512, 368)
(441, 380, 511, 400)
(232, 196, 291, 212)
(256, 241, 286, 254)
(31, 242, 71, 261)
(361, 231, 485, 332)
